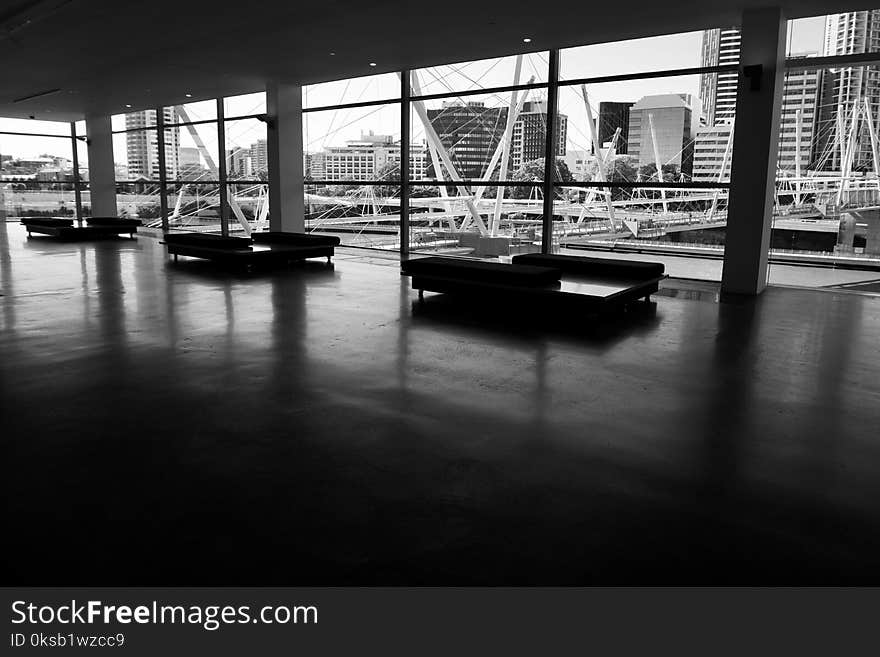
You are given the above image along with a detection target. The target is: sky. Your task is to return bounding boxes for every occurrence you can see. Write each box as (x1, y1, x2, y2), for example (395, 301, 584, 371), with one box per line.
(0, 15, 833, 164)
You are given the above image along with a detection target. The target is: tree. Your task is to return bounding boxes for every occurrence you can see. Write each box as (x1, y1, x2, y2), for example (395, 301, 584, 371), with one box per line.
(604, 156, 638, 183)
(509, 158, 573, 198)
(373, 162, 402, 197)
(637, 162, 681, 182)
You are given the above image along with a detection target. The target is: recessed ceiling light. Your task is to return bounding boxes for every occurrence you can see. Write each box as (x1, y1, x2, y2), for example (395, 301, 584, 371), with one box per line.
(369, 62, 377, 67)
(185, 93, 192, 98)
(330, 51, 336, 56)
(523, 37, 532, 43)
(125, 104, 132, 108)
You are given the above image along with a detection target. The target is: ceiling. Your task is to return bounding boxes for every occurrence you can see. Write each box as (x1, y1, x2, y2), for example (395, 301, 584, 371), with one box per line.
(0, 0, 871, 123)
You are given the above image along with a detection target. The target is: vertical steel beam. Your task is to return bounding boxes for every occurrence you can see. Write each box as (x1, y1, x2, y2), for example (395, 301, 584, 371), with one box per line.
(400, 69, 411, 257)
(217, 98, 230, 236)
(70, 121, 83, 223)
(156, 108, 170, 233)
(542, 49, 560, 253)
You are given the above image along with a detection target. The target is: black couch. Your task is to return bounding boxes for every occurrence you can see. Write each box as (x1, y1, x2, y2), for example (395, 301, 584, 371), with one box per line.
(163, 231, 338, 266)
(401, 254, 665, 312)
(511, 253, 665, 279)
(21, 217, 139, 239)
(87, 217, 143, 229)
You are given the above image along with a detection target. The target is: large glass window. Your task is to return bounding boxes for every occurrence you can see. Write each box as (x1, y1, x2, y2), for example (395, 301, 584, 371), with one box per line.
(401, 55, 551, 256)
(1, 118, 79, 222)
(412, 52, 548, 95)
(762, 10, 880, 287)
(109, 91, 268, 234)
(303, 72, 399, 109)
(768, 60, 880, 286)
(303, 74, 403, 250)
(304, 104, 401, 182)
(224, 92, 267, 118)
(788, 10, 880, 57)
(552, 32, 735, 276)
(560, 30, 711, 81)
(111, 110, 163, 224)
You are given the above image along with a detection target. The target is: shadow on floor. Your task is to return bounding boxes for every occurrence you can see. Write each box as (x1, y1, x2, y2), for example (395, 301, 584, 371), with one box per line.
(408, 292, 661, 347)
(164, 257, 339, 281)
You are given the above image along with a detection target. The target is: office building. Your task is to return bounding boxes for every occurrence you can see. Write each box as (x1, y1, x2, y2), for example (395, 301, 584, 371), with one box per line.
(701, 30, 818, 177)
(510, 101, 567, 170)
(627, 94, 694, 174)
(227, 147, 254, 178)
(427, 101, 507, 179)
(596, 102, 633, 155)
(125, 109, 179, 179)
(311, 132, 428, 181)
(250, 138, 269, 177)
(692, 123, 734, 181)
(385, 143, 430, 180)
(700, 27, 741, 126)
(778, 56, 820, 175)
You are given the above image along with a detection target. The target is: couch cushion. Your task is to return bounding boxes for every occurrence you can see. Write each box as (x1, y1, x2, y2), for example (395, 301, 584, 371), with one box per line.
(512, 253, 665, 279)
(402, 256, 561, 286)
(252, 231, 340, 247)
(21, 218, 74, 228)
(87, 217, 142, 227)
(163, 233, 252, 250)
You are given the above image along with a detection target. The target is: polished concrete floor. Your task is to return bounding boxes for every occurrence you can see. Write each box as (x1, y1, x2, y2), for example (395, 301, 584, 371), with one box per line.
(3, 221, 880, 585)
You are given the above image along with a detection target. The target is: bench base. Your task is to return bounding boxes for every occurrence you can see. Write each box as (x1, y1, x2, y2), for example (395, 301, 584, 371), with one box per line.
(24, 224, 137, 240)
(410, 274, 662, 313)
(165, 243, 334, 267)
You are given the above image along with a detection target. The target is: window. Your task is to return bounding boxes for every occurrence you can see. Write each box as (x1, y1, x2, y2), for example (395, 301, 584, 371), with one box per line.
(109, 92, 269, 234)
(1, 118, 80, 221)
(303, 75, 403, 250)
(551, 31, 737, 277)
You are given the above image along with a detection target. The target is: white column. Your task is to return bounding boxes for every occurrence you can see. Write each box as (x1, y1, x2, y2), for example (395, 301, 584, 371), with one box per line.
(85, 114, 117, 218)
(720, 8, 787, 295)
(267, 83, 305, 233)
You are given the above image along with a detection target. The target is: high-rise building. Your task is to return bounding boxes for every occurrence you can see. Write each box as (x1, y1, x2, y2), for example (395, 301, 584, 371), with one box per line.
(250, 138, 269, 177)
(778, 57, 820, 175)
(227, 147, 253, 178)
(813, 10, 880, 171)
(596, 102, 633, 155)
(700, 28, 819, 179)
(700, 27, 741, 126)
(125, 109, 179, 180)
(692, 124, 734, 181)
(427, 101, 507, 179)
(627, 94, 694, 175)
(510, 101, 567, 171)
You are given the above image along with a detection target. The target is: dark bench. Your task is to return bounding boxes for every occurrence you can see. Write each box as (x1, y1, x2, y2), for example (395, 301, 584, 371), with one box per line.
(402, 256, 561, 302)
(511, 253, 665, 279)
(401, 254, 665, 312)
(87, 217, 143, 229)
(163, 231, 337, 266)
(21, 217, 139, 239)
